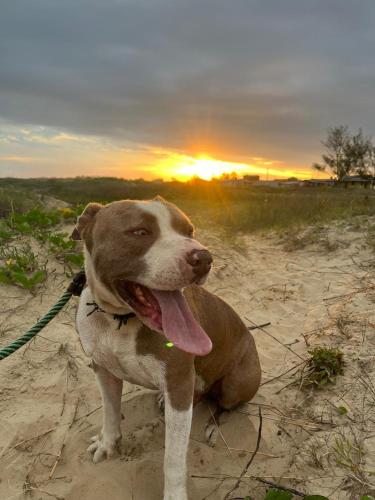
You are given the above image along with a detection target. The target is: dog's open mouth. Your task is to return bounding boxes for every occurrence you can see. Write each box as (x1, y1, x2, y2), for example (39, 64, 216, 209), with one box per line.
(116, 281, 212, 356)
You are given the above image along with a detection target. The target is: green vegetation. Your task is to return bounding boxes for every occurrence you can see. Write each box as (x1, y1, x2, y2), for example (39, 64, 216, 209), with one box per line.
(0, 204, 83, 289)
(248, 489, 329, 500)
(0, 176, 374, 285)
(8, 206, 61, 236)
(0, 219, 13, 242)
(5, 205, 79, 236)
(300, 347, 344, 389)
(0, 186, 39, 217)
(2, 177, 375, 236)
(333, 433, 364, 473)
(0, 244, 47, 290)
(264, 490, 294, 500)
(44, 231, 84, 270)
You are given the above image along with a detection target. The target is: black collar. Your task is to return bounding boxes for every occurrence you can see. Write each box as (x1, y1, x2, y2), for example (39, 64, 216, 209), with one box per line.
(86, 301, 136, 330)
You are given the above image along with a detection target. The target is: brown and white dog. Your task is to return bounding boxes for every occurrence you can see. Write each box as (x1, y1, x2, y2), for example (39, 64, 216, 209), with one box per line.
(73, 197, 261, 500)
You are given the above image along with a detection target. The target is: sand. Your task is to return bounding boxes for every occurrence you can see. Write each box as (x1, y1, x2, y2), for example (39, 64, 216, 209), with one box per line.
(1, 217, 375, 499)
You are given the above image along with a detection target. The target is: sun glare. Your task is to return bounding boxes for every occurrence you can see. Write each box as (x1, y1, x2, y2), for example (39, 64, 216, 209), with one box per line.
(146, 149, 313, 181)
(174, 156, 238, 180)
(163, 154, 252, 181)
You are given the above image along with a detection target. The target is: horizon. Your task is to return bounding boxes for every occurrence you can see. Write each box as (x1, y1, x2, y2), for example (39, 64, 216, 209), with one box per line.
(1, 1, 375, 181)
(0, 171, 334, 183)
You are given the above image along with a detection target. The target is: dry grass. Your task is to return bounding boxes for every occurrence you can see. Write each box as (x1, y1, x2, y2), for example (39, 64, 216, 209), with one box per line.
(2, 177, 375, 236)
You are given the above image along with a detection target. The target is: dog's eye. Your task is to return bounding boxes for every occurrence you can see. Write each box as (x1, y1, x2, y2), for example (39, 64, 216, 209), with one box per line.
(187, 227, 194, 238)
(131, 228, 150, 236)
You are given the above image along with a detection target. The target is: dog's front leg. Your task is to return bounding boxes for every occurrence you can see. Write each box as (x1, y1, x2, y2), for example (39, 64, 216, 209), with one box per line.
(163, 374, 194, 500)
(88, 362, 123, 463)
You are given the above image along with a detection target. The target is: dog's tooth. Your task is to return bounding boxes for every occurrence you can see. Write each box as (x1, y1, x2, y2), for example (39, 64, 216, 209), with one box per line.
(136, 290, 148, 305)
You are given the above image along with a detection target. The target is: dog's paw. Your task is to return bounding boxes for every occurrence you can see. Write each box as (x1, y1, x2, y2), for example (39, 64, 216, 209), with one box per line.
(87, 433, 121, 463)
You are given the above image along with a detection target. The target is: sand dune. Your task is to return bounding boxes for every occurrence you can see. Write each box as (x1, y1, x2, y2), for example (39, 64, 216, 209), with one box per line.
(1, 218, 375, 499)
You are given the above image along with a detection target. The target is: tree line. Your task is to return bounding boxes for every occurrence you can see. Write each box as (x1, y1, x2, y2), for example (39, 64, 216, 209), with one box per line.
(313, 125, 375, 181)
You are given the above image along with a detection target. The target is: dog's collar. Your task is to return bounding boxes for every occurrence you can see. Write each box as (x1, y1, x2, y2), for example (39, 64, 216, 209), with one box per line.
(86, 301, 136, 330)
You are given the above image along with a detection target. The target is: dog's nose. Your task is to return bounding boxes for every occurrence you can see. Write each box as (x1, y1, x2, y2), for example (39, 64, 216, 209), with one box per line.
(186, 249, 213, 277)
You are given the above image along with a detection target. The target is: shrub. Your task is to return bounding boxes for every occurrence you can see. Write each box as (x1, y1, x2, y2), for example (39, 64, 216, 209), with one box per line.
(301, 347, 344, 388)
(0, 245, 47, 290)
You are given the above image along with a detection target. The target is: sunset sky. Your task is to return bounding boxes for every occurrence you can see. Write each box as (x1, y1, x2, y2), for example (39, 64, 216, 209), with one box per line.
(1, 1, 375, 180)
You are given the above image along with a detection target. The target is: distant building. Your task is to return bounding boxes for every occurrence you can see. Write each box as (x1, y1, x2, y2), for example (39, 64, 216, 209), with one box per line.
(220, 175, 260, 186)
(243, 175, 260, 183)
(303, 179, 336, 187)
(254, 179, 304, 188)
(341, 175, 374, 188)
(304, 176, 375, 188)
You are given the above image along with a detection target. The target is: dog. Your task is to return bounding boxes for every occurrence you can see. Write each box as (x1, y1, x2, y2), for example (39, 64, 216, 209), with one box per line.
(73, 197, 261, 500)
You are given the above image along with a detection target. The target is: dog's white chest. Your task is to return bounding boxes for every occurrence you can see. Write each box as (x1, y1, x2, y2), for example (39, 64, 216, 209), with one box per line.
(76, 288, 165, 389)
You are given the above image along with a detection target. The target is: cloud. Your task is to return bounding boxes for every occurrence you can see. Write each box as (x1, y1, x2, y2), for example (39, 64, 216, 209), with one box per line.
(1, 0, 375, 176)
(0, 156, 41, 163)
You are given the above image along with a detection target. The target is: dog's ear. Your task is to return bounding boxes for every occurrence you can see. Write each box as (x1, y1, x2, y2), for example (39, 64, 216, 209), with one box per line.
(71, 203, 103, 241)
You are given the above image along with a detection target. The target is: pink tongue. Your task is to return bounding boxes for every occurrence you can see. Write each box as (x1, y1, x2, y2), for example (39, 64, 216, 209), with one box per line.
(151, 289, 212, 356)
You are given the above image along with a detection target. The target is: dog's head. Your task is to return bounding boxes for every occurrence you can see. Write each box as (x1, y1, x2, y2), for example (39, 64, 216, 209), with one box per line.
(72, 197, 213, 355)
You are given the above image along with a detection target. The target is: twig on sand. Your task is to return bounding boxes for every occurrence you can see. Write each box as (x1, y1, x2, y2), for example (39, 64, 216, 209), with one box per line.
(260, 359, 307, 387)
(236, 409, 328, 432)
(323, 284, 375, 302)
(215, 446, 278, 459)
(23, 434, 50, 495)
(201, 403, 259, 500)
(207, 405, 236, 461)
(247, 322, 271, 331)
(245, 316, 305, 361)
(224, 406, 263, 499)
(190, 438, 278, 458)
(192, 474, 305, 481)
(274, 379, 297, 395)
(5, 428, 56, 456)
(48, 396, 79, 480)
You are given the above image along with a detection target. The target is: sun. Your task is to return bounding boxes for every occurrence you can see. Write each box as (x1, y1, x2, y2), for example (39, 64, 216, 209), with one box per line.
(149, 150, 265, 181)
(172, 154, 249, 180)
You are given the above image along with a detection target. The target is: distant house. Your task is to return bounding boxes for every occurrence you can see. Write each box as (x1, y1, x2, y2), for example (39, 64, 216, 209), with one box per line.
(303, 179, 336, 187)
(304, 176, 375, 188)
(243, 175, 260, 183)
(341, 175, 374, 188)
(278, 179, 304, 187)
(254, 179, 304, 188)
(253, 180, 278, 187)
(220, 175, 260, 186)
